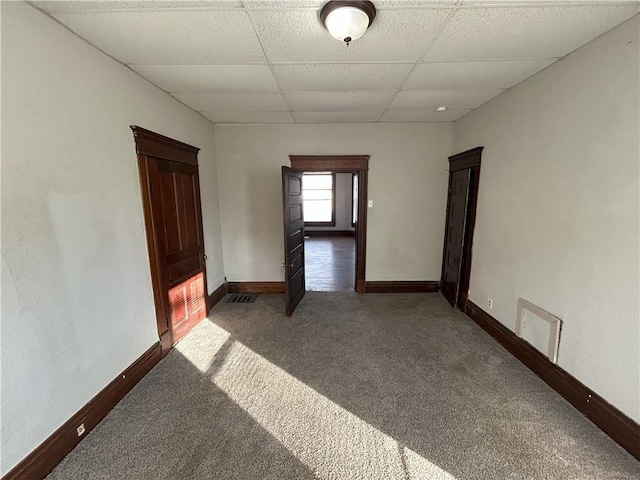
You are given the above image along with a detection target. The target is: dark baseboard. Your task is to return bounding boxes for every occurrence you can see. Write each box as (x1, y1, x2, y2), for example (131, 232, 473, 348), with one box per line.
(3, 343, 162, 480)
(463, 300, 640, 460)
(365, 281, 440, 293)
(305, 230, 355, 237)
(227, 282, 285, 294)
(206, 282, 228, 312)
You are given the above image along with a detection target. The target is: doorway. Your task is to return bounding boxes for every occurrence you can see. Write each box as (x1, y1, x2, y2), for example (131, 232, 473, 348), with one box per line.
(440, 147, 483, 309)
(132, 126, 208, 355)
(282, 155, 369, 316)
(303, 171, 357, 292)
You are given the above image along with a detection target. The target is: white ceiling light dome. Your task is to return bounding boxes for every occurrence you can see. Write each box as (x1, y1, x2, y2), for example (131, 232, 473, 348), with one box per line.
(320, 1, 377, 46)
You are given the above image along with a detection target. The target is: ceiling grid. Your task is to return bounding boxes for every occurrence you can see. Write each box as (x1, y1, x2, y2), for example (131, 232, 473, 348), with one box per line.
(30, 0, 640, 124)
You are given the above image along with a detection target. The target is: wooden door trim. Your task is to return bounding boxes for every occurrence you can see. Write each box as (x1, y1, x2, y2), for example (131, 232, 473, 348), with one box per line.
(441, 147, 483, 309)
(449, 146, 483, 172)
(131, 126, 200, 165)
(131, 126, 208, 356)
(290, 155, 369, 294)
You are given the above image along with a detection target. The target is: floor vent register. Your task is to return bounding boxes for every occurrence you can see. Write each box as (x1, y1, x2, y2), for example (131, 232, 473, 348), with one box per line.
(226, 294, 258, 304)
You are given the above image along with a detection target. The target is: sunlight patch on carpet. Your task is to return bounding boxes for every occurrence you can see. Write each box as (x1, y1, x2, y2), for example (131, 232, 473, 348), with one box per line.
(175, 321, 230, 373)
(209, 337, 456, 480)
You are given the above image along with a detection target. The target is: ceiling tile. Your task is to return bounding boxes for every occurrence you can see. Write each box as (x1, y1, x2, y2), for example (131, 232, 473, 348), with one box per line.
(201, 111, 295, 123)
(459, 0, 637, 4)
(244, 0, 456, 7)
(273, 63, 413, 92)
(33, 1, 244, 14)
(404, 59, 557, 90)
(390, 90, 503, 110)
(285, 92, 396, 111)
(424, 5, 639, 61)
(293, 111, 383, 123)
(249, 8, 452, 63)
(243, 0, 325, 6)
(53, 10, 266, 63)
(376, 0, 458, 5)
(131, 64, 279, 93)
(380, 109, 470, 122)
(173, 93, 288, 112)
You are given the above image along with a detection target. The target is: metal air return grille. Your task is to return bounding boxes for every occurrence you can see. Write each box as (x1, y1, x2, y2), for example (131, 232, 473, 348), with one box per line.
(226, 294, 258, 304)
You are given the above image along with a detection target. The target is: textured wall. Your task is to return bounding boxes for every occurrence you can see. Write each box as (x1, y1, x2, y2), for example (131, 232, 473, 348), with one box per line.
(214, 123, 453, 282)
(453, 16, 640, 421)
(1, 2, 225, 473)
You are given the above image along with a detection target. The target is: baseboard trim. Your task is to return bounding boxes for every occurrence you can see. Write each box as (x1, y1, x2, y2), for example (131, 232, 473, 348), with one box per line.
(365, 281, 440, 293)
(463, 301, 640, 460)
(227, 282, 285, 294)
(206, 282, 228, 312)
(3, 343, 162, 480)
(305, 230, 355, 237)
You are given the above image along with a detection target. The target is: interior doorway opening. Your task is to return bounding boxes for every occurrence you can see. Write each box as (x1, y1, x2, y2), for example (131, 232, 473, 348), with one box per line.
(283, 156, 369, 316)
(303, 171, 357, 292)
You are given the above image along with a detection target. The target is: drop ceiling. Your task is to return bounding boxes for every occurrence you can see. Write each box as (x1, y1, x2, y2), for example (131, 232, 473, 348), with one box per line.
(32, 0, 639, 124)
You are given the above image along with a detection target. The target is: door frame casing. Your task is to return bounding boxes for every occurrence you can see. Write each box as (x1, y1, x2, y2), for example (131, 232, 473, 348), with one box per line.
(440, 147, 483, 310)
(131, 126, 208, 355)
(289, 155, 369, 294)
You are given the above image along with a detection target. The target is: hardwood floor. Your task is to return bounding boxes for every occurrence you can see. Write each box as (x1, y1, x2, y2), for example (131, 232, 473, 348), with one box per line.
(304, 236, 355, 292)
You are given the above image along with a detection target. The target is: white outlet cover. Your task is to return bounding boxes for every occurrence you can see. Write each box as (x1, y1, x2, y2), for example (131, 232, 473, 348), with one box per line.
(368, 200, 373, 208)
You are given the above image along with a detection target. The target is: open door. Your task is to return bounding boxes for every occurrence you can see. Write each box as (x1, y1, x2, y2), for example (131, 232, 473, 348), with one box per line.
(440, 147, 482, 308)
(282, 166, 306, 316)
(441, 169, 471, 306)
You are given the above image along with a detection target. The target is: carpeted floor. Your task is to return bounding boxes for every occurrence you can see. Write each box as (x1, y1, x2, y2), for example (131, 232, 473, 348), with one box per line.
(47, 293, 640, 479)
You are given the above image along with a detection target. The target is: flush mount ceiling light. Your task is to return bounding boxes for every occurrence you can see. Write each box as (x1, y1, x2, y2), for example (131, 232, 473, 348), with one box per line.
(436, 106, 449, 112)
(320, 1, 376, 46)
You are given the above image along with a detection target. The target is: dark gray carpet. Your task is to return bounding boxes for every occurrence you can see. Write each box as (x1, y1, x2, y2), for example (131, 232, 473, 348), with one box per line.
(47, 293, 640, 479)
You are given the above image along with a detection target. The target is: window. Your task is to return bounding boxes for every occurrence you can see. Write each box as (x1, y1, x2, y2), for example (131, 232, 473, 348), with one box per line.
(303, 172, 335, 226)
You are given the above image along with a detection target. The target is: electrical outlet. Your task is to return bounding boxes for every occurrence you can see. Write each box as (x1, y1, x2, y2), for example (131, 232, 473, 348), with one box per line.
(77, 423, 86, 437)
(487, 298, 493, 310)
(368, 200, 373, 208)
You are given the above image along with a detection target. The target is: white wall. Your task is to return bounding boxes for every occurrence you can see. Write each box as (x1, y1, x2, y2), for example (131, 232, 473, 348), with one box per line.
(0, 2, 225, 474)
(453, 16, 639, 421)
(215, 123, 452, 282)
(305, 173, 355, 232)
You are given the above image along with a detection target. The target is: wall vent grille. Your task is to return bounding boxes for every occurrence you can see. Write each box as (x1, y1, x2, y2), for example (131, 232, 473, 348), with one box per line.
(515, 298, 562, 364)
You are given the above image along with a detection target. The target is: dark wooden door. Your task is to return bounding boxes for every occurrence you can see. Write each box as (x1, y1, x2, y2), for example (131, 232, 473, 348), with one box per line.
(132, 127, 207, 354)
(440, 147, 483, 308)
(154, 160, 206, 338)
(282, 166, 305, 316)
(441, 169, 471, 306)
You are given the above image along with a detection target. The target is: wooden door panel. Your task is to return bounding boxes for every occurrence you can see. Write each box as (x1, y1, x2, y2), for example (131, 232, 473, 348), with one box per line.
(179, 173, 200, 249)
(167, 255, 202, 285)
(288, 229, 304, 252)
(289, 249, 304, 274)
(168, 282, 188, 326)
(187, 272, 206, 320)
(158, 170, 181, 254)
(441, 169, 470, 306)
(440, 147, 482, 310)
(288, 175, 302, 195)
(133, 126, 208, 355)
(282, 166, 306, 316)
